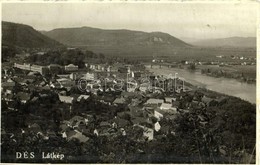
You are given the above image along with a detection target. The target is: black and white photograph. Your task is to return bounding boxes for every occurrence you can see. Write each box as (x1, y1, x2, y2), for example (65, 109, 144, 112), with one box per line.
(0, 1, 258, 164)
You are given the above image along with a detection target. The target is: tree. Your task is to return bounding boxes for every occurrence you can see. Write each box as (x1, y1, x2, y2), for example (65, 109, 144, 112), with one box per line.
(188, 63, 196, 70)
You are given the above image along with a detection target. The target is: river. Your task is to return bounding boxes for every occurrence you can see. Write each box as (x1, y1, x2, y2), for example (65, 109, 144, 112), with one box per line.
(146, 65, 256, 104)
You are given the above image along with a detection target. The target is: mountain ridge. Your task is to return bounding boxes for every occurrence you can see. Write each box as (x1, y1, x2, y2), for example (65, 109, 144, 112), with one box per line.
(191, 37, 256, 48)
(42, 26, 191, 47)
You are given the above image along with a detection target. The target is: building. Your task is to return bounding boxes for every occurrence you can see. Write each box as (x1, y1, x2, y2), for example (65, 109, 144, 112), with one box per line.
(145, 98, 164, 106)
(118, 66, 129, 73)
(84, 73, 95, 80)
(135, 125, 154, 141)
(30, 64, 48, 75)
(14, 63, 49, 75)
(132, 71, 142, 78)
(77, 95, 90, 102)
(165, 97, 177, 103)
(59, 95, 74, 104)
(16, 92, 31, 104)
(154, 110, 164, 120)
(48, 64, 64, 74)
(14, 63, 31, 71)
(66, 130, 89, 143)
(65, 64, 78, 71)
(201, 96, 218, 107)
(113, 97, 126, 105)
(160, 103, 173, 110)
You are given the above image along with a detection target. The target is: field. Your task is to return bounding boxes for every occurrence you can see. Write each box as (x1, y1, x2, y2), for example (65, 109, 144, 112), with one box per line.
(80, 45, 256, 62)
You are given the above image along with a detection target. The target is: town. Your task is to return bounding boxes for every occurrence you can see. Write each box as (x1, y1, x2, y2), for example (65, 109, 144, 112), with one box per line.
(1, 3, 257, 163)
(1, 47, 256, 163)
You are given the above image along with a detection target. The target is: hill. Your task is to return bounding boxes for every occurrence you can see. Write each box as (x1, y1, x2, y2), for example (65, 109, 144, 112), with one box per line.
(191, 37, 256, 48)
(2, 21, 63, 48)
(42, 26, 191, 57)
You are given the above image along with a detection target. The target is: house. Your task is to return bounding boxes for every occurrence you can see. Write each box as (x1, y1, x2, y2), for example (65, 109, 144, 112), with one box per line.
(201, 96, 218, 107)
(57, 78, 74, 89)
(154, 122, 161, 132)
(50, 82, 63, 89)
(118, 66, 129, 73)
(2, 84, 15, 95)
(66, 130, 89, 143)
(154, 105, 178, 120)
(145, 98, 164, 106)
(160, 103, 178, 112)
(99, 121, 111, 128)
(130, 98, 143, 106)
(98, 127, 117, 137)
(69, 116, 85, 124)
(154, 110, 164, 120)
(89, 64, 96, 70)
(65, 64, 78, 71)
(113, 118, 129, 128)
(59, 95, 74, 104)
(132, 71, 142, 78)
(84, 73, 95, 80)
(59, 90, 67, 96)
(31, 64, 49, 75)
(41, 84, 51, 90)
(69, 73, 77, 80)
(165, 97, 176, 103)
(56, 78, 70, 83)
(134, 125, 154, 141)
(20, 78, 35, 86)
(99, 95, 115, 105)
(132, 116, 153, 128)
(38, 80, 46, 87)
(139, 83, 151, 92)
(106, 65, 116, 72)
(126, 84, 137, 92)
(48, 64, 63, 74)
(113, 97, 126, 105)
(77, 95, 90, 102)
(16, 92, 31, 103)
(120, 128, 127, 136)
(160, 103, 172, 110)
(95, 64, 107, 71)
(4, 94, 14, 102)
(14, 63, 49, 75)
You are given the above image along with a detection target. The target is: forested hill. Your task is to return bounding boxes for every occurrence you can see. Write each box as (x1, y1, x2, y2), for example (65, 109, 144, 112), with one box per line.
(43, 26, 190, 47)
(42, 26, 191, 58)
(2, 21, 63, 48)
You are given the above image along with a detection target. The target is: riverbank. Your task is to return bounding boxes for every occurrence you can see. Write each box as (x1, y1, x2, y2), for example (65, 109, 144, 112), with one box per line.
(146, 65, 256, 104)
(198, 65, 256, 84)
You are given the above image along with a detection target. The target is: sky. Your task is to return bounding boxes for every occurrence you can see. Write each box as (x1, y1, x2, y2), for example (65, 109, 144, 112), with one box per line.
(2, 2, 258, 40)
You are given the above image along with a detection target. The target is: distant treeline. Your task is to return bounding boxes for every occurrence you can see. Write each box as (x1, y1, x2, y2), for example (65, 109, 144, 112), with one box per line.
(201, 68, 256, 83)
(26, 49, 105, 68)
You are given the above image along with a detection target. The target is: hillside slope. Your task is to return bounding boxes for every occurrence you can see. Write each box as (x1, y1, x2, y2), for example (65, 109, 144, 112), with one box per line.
(42, 27, 191, 57)
(2, 21, 63, 48)
(192, 37, 256, 48)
